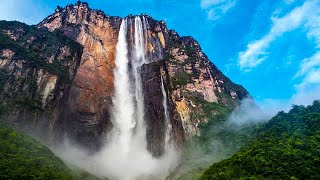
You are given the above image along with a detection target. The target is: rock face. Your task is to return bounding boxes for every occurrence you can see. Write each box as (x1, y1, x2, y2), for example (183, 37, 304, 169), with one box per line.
(163, 35, 249, 137)
(0, 21, 82, 139)
(37, 2, 122, 149)
(0, 1, 250, 155)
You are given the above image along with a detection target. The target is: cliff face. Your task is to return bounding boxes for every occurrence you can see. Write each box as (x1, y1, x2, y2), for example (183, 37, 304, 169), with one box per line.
(163, 35, 249, 137)
(0, 21, 82, 139)
(0, 1, 250, 155)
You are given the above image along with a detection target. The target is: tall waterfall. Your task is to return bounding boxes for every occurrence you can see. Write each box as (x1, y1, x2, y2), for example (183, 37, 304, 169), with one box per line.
(58, 16, 179, 180)
(161, 75, 172, 151)
(110, 19, 135, 155)
(132, 16, 148, 146)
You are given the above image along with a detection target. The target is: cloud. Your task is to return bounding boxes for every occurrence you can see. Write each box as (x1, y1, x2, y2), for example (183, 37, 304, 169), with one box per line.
(200, 0, 236, 20)
(295, 52, 320, 78)
(238, 0, 319, 71)
(293, 0, 320, 90)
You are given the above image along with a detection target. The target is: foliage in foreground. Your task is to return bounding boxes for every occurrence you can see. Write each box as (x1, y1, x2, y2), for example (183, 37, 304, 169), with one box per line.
(0, 122, 100, 179)
(201, 100, 320, 179)
(0, 125, 73, 179)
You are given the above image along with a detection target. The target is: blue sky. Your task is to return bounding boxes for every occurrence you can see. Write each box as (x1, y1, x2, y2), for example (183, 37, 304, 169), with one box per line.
(1, 0, 320, 106)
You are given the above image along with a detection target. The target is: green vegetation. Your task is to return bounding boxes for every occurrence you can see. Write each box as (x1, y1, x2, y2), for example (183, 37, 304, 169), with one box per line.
(0, 21, 83, 112)
(0, 123, 100, 179)
(189, 96, 231, 120)
(0, 125, 73, 179)
(201, 101, 320, 179)
(172, 71, 193, 87)
(0, 20, 82, 83)
(0, 32, 67, 82)
(171, 96, 256, 180)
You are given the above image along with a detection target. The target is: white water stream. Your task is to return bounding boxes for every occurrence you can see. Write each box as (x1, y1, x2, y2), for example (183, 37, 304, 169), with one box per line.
(57, 16, 178, 180)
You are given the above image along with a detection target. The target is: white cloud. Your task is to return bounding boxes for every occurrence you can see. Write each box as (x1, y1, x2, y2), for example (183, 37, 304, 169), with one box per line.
(293, 0, 320, 90)
(238, 0, 319, 71)
(201, 0, 236, 20)
(295, 52, 320, 78)
(290, 85, 320, 105)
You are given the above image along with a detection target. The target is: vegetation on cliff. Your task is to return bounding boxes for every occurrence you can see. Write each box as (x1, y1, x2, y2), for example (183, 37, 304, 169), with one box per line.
(170, 97, 258, 180)
(201, 101, 320, 179)
(0, 20, 82, 82)
(0, 21, 83, 113)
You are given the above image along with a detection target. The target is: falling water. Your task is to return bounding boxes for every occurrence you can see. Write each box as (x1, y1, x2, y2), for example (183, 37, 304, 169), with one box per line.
(132, 16, 148, 146)
(134, 16, 147, 64)
(160, 75, 173, 151)
(56, 16, 180, 180)
(110, 18, 136, 155)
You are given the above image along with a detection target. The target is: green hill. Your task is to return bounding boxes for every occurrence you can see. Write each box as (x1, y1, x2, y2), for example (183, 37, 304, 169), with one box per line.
(0, 125, 74, 179)
(201, 101, 320, 179)
(0, 122, 100, 180)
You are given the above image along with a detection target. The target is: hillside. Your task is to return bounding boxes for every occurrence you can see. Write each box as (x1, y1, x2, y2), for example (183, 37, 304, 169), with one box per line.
(0, 124, 73, 179)
(201, 101, 320, 179)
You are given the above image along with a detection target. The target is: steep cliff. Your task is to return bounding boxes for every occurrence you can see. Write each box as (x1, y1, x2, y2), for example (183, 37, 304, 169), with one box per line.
(0, 20, 82, 140)
(0, 1, 250, 156)
(163, 35, 249, 137)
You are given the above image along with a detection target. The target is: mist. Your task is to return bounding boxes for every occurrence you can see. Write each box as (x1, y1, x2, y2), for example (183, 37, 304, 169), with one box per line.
(173, 85, 320, 178)
(51, 138, 179, 180)
(48, 16, 181, 180)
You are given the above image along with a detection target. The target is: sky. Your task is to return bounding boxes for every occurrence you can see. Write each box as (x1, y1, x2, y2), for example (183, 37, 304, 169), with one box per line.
(0, 0, 319, 107)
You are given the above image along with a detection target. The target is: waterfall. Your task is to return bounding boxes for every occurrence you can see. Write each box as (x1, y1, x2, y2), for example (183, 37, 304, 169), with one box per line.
(134, 16, 146, 64)
(131, 16, 148, 146)
(161, 75, 172, 151)
(110, 18, 136, 155)
(59, 16, 180, 180)
(110, 16, 148, 152)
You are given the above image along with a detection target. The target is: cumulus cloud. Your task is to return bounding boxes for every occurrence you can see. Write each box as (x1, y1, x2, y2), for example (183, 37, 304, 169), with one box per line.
(238, 0, 319, 71)
(200, 0, 236, 20)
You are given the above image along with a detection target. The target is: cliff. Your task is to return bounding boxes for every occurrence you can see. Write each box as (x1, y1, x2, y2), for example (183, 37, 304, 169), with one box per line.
(0, 1, 250, 156)
(0, 20, 82, 141)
